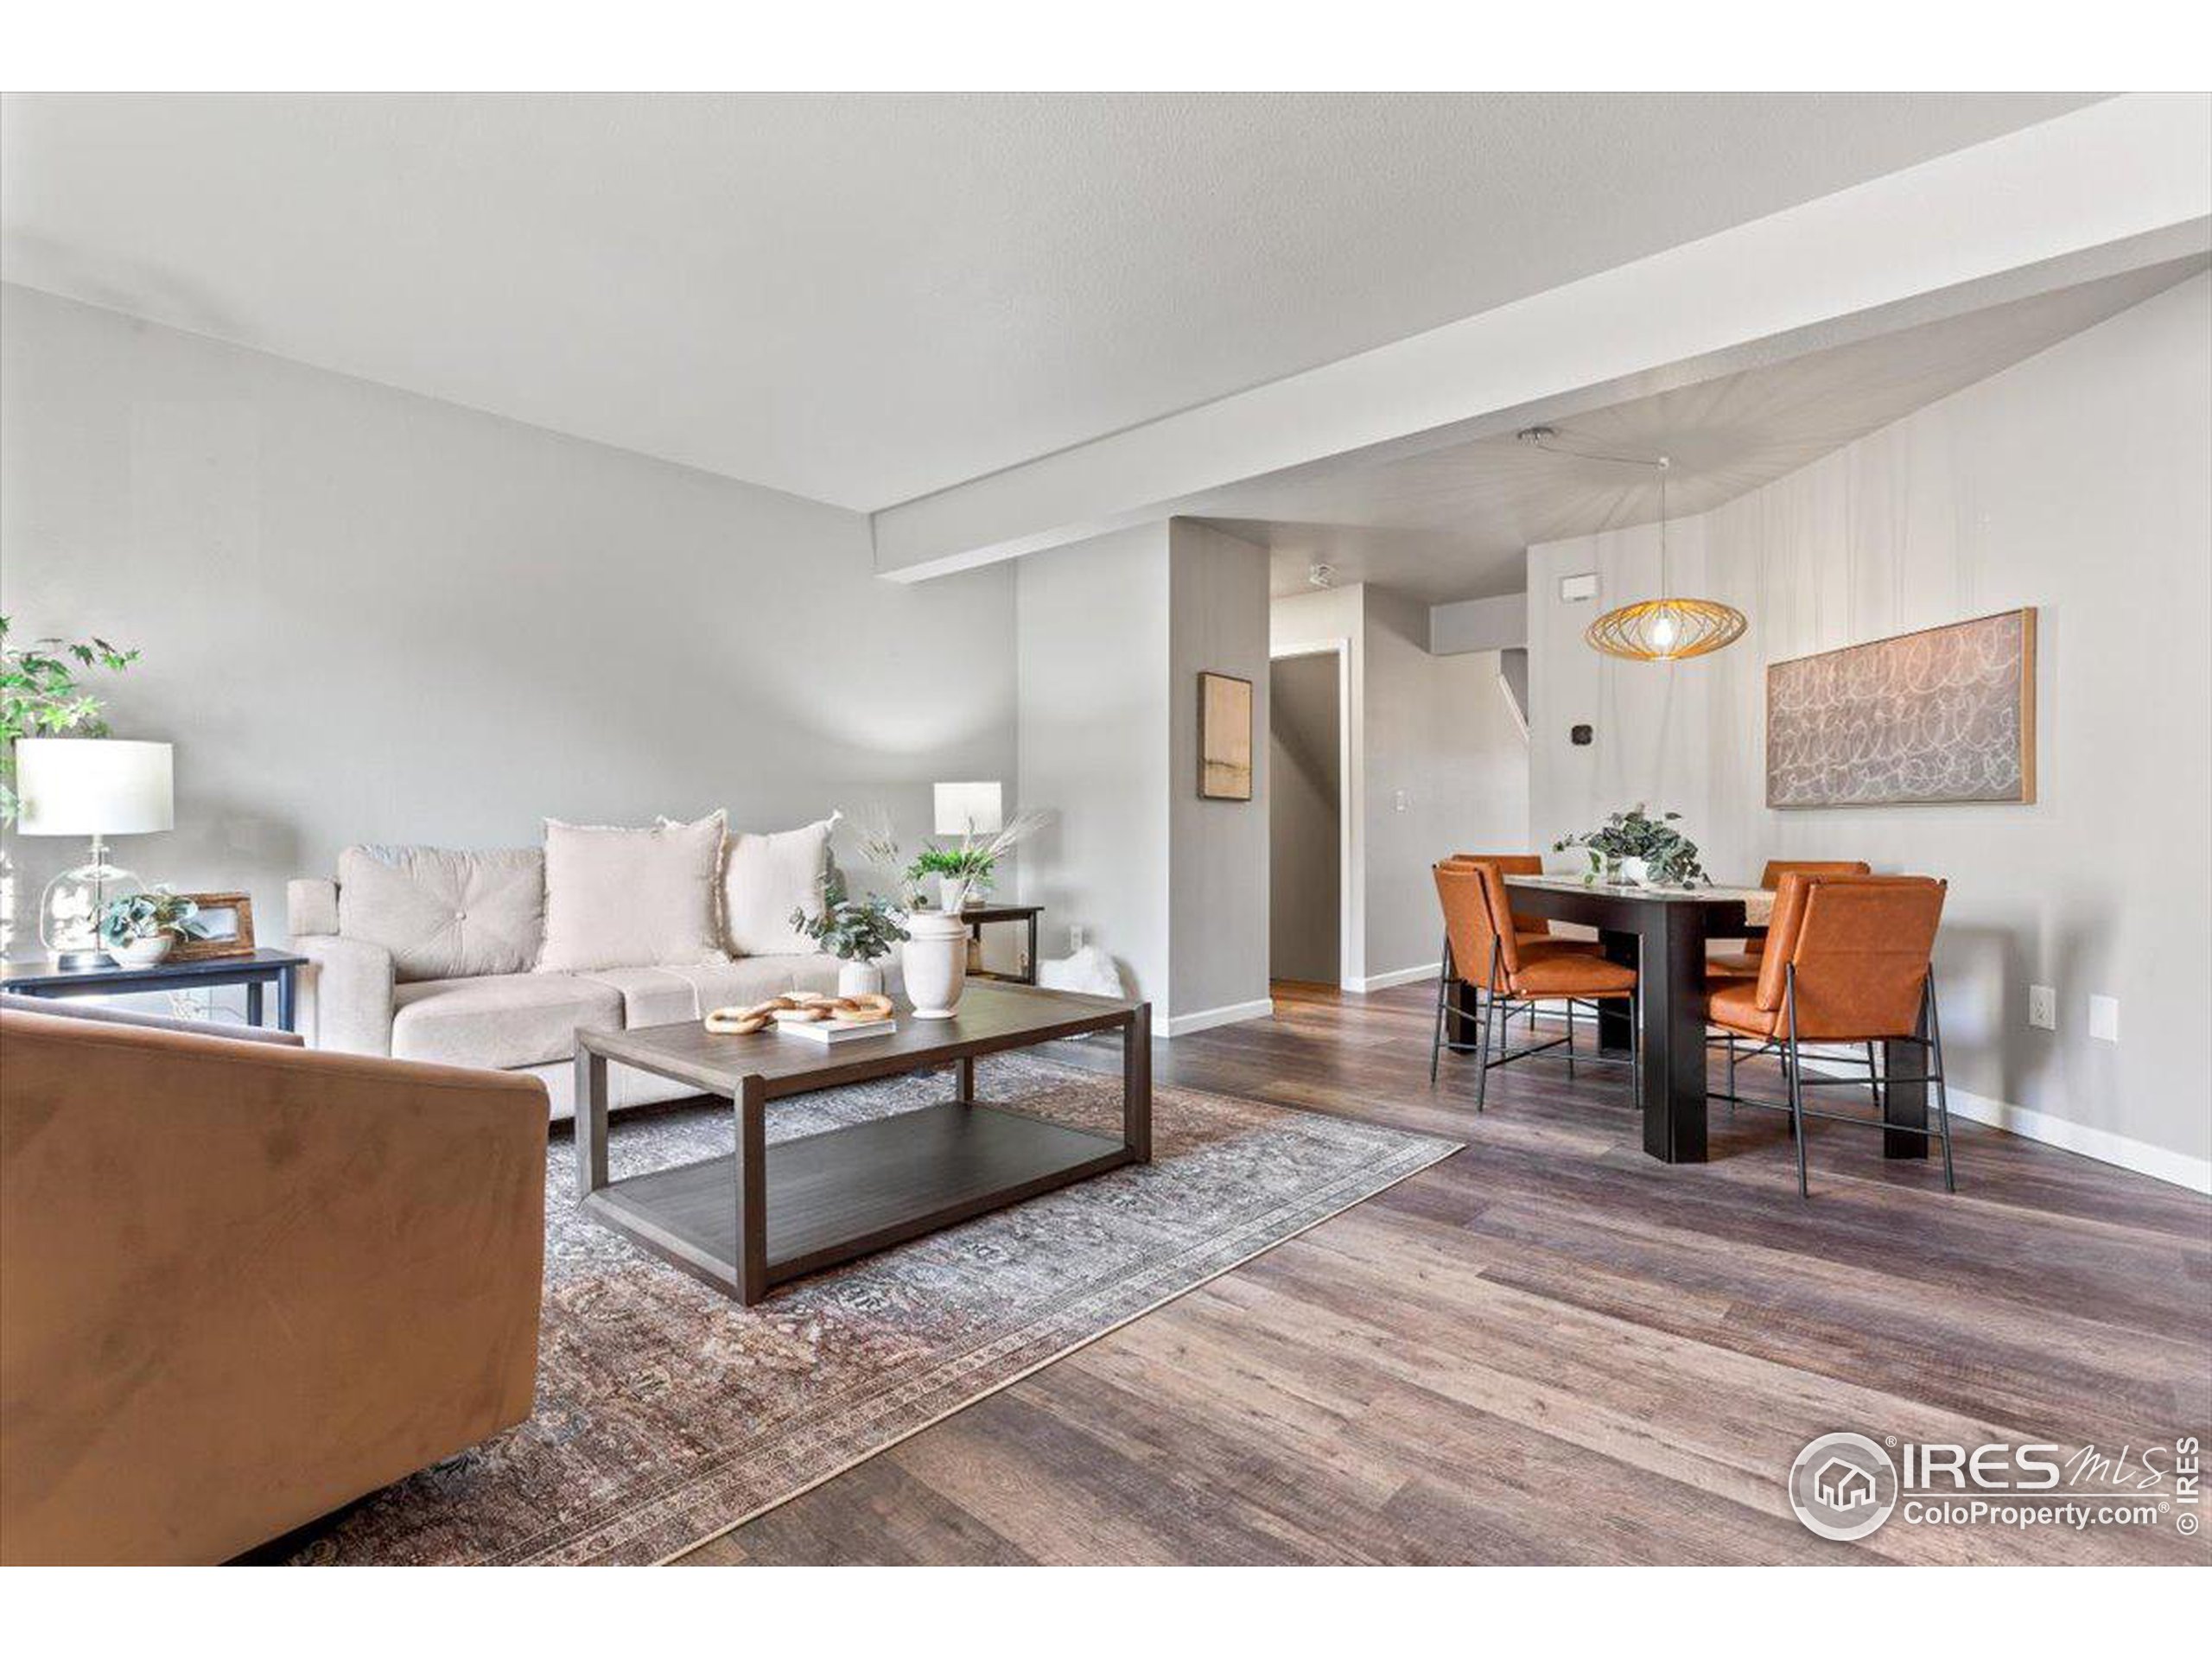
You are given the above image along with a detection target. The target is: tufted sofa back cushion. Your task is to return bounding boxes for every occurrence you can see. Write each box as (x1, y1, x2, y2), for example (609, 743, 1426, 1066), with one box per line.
(338, 845, 546, 982)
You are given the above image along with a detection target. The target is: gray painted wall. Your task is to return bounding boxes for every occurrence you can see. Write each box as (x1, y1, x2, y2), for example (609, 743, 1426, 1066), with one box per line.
(1013, 523, 1172, 1000)
(1014, 518, 1272, 1027)
(1166, 520, 1272, 1020)
(0, 284, 1018, 948)
(1269, 652, 1341, 983)
(1529, 273, 2212, 1179)
(1429, 590, 1528, 655)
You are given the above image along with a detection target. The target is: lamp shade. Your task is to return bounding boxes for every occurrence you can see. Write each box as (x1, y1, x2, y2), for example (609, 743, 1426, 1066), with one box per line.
(14, 739, 175, 836)
(933, 780, 1002, 837)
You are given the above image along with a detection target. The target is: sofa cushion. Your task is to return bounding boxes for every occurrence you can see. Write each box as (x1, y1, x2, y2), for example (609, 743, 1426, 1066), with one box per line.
(721, 816, 836, 957)
(574, 956, 848, 1030)
(390, 973, 622, 1070)
(338, 845, 543, 983)
(536, 813, 726, 973)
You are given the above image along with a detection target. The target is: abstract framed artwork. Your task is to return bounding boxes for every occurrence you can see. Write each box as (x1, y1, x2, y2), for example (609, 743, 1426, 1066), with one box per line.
(1766, 608, 2037, 808)
(1198, 671, 1254, 800)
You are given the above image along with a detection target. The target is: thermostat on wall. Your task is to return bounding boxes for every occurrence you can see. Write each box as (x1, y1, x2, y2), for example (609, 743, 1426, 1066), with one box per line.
(1559, 572, 1599, 602)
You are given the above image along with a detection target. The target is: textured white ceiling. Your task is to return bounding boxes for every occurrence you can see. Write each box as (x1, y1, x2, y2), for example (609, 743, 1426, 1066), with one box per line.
(0, 92, 2099, 511)
(1203, 258, 2206, 604)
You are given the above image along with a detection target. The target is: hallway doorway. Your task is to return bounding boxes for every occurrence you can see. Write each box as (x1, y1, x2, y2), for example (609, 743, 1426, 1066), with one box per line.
(1268, 645, 1347, 987)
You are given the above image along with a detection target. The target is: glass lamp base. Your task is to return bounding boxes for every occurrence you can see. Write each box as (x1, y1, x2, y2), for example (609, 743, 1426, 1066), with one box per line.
(41, 855, 143, 967)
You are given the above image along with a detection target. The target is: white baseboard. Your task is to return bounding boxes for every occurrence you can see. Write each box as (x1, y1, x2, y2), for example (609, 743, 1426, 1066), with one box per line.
(1345, 963, 1441, 994)
(1163, 998, 1275, 1038)
(1792, 1049, 2211, 1195)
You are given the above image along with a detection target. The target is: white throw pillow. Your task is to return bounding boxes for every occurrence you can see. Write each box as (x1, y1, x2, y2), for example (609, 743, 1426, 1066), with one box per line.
(721, 814, 838, 957)
(536, 812, 728, 972)
(339, 844, 544, 983)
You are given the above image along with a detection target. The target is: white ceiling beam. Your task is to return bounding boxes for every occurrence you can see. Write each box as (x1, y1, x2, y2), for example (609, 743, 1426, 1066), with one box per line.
(871, 93, 2212, 582)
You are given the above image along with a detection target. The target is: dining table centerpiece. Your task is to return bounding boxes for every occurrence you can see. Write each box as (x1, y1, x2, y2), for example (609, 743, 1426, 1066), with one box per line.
(1554, 805, 1709, 888)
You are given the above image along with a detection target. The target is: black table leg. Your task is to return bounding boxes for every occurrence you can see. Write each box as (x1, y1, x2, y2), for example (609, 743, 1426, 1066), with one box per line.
(1637, 906, 1712, 1164)
(1883, 1001, 1932, 1160)
(245, 981, 264, 1027)
(1446, 977, 1480, 1049)
(276, 965, 297, 1033)
(1026, 913, 1039, 984)
(1598, 931, 1637, 1054)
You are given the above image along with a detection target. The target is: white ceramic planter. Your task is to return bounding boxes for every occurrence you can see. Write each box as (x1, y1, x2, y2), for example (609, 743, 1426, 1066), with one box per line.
(901, 912, 969, 1020)
(938, 874, 974, 913)
(1618, 857, 1652, 887)
(107, 934, 175, 969)
(837, 958, 886, 998)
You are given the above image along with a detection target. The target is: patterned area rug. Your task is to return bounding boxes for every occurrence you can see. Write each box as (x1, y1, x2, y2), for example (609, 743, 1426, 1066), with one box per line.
(289, 1052, 1457, 1565)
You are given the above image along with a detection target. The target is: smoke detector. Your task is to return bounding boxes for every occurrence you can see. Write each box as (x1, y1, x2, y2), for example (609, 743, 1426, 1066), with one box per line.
(1307, 563, 1337, 589)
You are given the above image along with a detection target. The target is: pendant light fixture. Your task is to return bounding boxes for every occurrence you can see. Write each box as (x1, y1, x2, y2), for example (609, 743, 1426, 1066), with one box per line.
(1517, 427, 1747, 663)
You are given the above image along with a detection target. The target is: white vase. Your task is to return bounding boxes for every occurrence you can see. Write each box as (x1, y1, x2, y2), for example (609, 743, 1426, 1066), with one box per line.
(108, 934, 174, 969)
(837, 958, 886, 998)
(938, 874, 973, 913)
(1618, 856, 1652, 887)
(901, 911, 969, 1020)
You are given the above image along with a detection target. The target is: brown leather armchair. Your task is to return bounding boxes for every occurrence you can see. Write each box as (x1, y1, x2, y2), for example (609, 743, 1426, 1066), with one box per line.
(1, 999, 547, 1564)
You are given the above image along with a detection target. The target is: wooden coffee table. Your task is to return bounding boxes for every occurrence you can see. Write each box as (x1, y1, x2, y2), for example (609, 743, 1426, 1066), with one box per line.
(573, 984, 1151, 1304)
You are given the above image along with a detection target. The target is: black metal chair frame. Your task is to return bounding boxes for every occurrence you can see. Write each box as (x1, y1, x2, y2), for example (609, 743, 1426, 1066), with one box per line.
(1706, 963, 1956, 1197)
(1430, 933, 1640, 1110)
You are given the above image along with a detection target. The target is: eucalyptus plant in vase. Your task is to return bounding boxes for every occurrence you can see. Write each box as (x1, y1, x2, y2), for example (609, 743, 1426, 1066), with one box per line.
(1554, 804, 1709, 889)
(789, 858, 910, 998)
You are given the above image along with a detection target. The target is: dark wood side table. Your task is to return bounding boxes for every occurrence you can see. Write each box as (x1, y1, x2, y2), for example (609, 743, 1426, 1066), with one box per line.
(1, 946, 308, 1033)
(957, 903, 1043, 985)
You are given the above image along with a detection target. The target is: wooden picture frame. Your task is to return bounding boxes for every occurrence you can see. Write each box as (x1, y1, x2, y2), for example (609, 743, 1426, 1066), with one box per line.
(1198, 671, 1255, 801)
(169, 891, 257, 961)
(1765, 607, 2037, 809)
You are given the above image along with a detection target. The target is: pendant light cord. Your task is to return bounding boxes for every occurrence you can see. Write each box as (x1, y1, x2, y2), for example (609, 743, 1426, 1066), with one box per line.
(1517, 426, 1672, 595)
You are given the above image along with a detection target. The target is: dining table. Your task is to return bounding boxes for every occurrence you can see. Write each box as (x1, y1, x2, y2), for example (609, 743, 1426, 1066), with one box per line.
(1463, 874, 1935, 1166)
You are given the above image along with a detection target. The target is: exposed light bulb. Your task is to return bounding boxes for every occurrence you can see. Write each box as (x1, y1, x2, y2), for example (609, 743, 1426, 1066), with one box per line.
(1649, 611, 1680, 651)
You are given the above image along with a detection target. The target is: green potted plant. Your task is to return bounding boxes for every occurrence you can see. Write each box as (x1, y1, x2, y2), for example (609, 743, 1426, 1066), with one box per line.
(97, 884, 210, 969)
(790, 860, 910, 997)
(1, 617, 140, 953)
(1554, 805, 1709, 889)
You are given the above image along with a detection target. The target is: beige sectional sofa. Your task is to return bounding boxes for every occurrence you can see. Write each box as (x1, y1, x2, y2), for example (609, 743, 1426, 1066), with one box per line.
(289, 821, 880, 1119)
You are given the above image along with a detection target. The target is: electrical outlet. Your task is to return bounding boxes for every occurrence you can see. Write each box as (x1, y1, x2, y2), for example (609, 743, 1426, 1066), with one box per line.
(2089, 995, 2120, 1043)
(1069, 924, 1085, 952)
(1393, 789, 1409, 813)
(2027, 984, 2056, 1031)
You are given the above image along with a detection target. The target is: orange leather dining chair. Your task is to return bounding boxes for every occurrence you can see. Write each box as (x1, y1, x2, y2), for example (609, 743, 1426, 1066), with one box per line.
(1431, 860, 1639, 1109)
(1707, 860, 1872, 980)
(1706, 873, 1954, 1196)
(1443, 853, 1599, 1033)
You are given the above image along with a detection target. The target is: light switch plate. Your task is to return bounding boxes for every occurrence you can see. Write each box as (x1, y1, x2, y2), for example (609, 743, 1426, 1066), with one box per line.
(2028, 985, 2057, 1031)
(2089, 995, 2120, 1043)
(1069, 925, 1085, 952)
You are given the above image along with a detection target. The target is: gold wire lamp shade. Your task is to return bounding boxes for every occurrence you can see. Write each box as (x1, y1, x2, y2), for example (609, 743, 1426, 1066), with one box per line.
(1585, 595, 1747, 662)
(1515, 426, 1747, 664)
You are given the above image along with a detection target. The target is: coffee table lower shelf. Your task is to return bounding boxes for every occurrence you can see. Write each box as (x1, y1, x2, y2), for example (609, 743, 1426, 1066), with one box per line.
(582, 1102, 1135, 1300)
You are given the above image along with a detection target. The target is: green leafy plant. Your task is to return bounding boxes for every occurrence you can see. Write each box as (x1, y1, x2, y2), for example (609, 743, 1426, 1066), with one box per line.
(1554, 804, 1709, 887)
(907, 844, 995, 885)
(97, 885, 212, 949)
(789, 860, 909, 963)
(1, 615, 142, 825)
(855, 801, 1051, 910)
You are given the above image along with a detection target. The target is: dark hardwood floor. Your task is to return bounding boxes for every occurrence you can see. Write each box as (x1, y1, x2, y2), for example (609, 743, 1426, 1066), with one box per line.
(677, 981, 2211, 1565)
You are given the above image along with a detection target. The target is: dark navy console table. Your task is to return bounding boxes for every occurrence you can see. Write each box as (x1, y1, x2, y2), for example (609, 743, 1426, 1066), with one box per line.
(1, 946, 307, 1033)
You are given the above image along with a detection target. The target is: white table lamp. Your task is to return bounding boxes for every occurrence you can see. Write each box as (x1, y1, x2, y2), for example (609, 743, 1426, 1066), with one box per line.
(933, 780, 1002, 838)
(15, 738, 175, 966)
